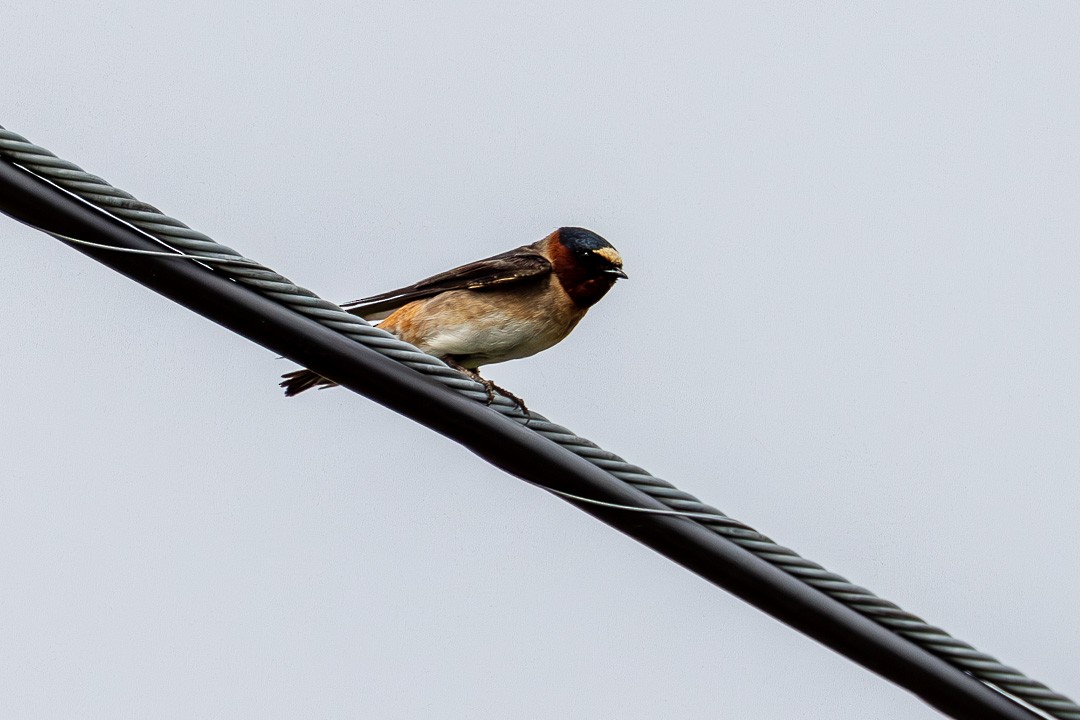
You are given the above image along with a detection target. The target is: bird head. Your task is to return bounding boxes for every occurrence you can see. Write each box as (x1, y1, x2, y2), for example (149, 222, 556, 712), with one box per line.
(546, 227, 627, 307)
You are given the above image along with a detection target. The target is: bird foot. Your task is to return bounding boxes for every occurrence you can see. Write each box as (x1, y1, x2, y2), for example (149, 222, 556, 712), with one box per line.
(482, 378, 530, 416)
(446, 360, 530, 416)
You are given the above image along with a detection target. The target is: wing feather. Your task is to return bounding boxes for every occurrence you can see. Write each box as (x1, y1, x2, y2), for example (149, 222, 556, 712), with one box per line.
(342, 244, 551, 320)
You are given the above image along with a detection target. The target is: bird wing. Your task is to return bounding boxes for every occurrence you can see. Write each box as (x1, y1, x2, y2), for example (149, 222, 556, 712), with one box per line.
(341, 244, 553, 321)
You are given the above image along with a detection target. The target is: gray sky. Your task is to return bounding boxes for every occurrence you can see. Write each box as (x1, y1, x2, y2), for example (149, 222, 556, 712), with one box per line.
(2, 2, 1078, 718)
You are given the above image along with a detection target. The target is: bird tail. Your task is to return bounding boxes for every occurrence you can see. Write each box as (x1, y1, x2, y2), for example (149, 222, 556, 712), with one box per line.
(280, 368, 339, 397)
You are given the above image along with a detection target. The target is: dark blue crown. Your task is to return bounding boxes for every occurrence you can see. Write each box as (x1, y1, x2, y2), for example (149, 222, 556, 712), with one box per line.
(558, 227, 613, 252)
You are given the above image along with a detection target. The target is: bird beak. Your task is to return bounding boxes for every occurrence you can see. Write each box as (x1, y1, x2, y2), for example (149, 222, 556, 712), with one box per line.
(605, 267, 628, 280)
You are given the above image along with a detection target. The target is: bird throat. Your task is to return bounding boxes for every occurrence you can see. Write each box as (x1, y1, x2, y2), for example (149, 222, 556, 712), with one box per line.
(558, 275, 615, 308)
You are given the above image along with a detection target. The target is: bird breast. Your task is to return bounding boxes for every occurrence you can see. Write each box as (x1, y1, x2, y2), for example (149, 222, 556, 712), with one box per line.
(377, 276, 586, 368)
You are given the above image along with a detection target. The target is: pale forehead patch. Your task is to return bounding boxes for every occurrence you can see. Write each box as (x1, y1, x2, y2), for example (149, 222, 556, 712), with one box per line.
(593, 247, 623, 265)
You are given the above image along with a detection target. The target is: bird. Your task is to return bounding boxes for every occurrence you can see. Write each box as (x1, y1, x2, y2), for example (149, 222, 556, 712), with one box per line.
(280, 226, 626, 408)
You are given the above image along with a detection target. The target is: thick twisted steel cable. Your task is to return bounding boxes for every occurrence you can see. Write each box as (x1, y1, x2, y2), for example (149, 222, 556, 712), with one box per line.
(1, 125, 1075, 720)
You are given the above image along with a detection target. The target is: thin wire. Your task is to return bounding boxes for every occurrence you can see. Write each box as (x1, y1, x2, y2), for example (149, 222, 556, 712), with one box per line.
(534, 482, 742, 523)
(39, 228, 264, 266)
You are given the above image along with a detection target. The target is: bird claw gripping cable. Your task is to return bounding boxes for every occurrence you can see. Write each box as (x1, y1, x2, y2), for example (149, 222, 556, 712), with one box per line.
(1, 124, 1076, 720)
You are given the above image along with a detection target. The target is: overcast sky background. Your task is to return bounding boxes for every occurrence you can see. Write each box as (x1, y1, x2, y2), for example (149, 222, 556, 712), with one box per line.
(2, 2, 1079, 718)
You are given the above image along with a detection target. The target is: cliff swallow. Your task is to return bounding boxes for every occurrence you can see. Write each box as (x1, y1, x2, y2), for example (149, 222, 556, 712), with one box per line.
(281, 227, 626, 409)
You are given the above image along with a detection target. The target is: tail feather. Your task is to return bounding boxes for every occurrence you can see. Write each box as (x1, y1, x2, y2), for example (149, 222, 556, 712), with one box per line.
(280, 368, 339, 396)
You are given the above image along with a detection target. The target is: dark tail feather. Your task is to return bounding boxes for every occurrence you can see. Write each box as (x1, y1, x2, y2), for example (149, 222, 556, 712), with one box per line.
(280, 368, 339, 397)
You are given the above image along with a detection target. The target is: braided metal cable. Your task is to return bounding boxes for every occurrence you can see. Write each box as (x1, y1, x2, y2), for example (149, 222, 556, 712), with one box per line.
(2, 124, 1075, 720)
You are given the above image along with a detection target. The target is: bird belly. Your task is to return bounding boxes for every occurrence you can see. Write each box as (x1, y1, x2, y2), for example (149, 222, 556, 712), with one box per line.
(380, 284, 584, 369)
(425, 318, 567, 366)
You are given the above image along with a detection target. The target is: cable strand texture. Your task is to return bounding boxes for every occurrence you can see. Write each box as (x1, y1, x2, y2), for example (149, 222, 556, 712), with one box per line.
(2, 125, 1075, 720)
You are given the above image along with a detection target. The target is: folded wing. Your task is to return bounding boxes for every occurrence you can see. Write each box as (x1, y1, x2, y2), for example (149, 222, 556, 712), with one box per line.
(342, 243, 552, 320)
